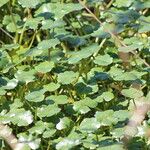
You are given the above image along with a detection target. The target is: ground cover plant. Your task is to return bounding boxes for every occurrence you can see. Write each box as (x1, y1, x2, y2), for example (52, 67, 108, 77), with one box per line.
(0, 0, 150, 149)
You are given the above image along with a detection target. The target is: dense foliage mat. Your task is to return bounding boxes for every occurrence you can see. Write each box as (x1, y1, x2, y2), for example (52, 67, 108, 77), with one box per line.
(0, 0, 150, 149)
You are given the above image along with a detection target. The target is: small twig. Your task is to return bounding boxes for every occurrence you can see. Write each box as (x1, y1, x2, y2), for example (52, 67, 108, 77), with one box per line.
(7, 2, 19, 43)
(106, 0, 114, 8)
(93, 38, 106, 57)
(0, 27, 14, 40)
(19, 23, 26, 44)
(28, 30, 37, 49)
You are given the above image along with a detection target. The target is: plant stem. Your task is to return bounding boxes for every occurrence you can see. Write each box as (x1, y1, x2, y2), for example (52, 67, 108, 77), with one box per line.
(7, 3, 19, 43)
(106, 0, 114, 8)
(64, 16, 80, 35)
(0, 27, 14, 40)
(19, 23, 26, 44)
(28, 30, 37, 49)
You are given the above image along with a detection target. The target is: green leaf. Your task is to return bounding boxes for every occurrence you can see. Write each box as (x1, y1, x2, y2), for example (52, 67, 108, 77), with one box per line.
(138, 16, 150, 33)
(101, 91, 114, 102)
(41, 19, 66, 30)
(97, 144, 124, 150)
(94, 54, 113, 66)
(29, 121, 56, 138)
(35, 61, 54, 73)
(68, 44, 100, 64)
(113, 71, 145, 81)
(146, 91, 150, 100)
(37, 104, 61, 118)
(2, 14, 21, 32)
(109, 66, 124, 78)
(46, 95, 68, 105)
(75, 81, 98, 95)
(56, 138, 80, 150)
(24, 47, 43, 57)
(113, 110, 130, 122)
(28, 121, 55, 135)
(43, 82, 60, 92)
(36, 3, 83, 19)
(121, 88, 143, 99)
(10, 99, 23, 109)
(79, 118, 100, 133)
(57, 71, 79, 85)
(132, 1, 150, 9)
(18, 0, 41, 8)
(94, 95, 103, 103)
(110, 128, 124, 139)
(56, 117, 72, 130)
(82, 138, 98, 149)
(63, 36, 87, 47)
(0, 51, 11, 72)
(111, 9, 139, 24)
(95, 110, 118, 126)
(0, 0, 9, 7)
(25, 90, 45, 102)
(3, 14, 20, 25)
(113, 0, 134, 7)
(43, 129, 56, 138)
(17, 133, 41, 150)
(88, 67, 110, 81)
(14, 69, 36, 83)
(3, 79, 18, 90)
(118, 44, 142, 52)
(73, 97, 97, 114)
(0, 88, 6, 96)
(91, 26, 110, 38)
(92, 23, 123, 38)
(2, 43, 20, 51)
(6, 109, 33, 126)
(25, 18, 41, 30)
(37, 39, 60, 50)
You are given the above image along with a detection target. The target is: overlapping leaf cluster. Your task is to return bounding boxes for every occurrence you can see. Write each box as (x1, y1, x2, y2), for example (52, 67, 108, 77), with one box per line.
(0, 0, 150, 149)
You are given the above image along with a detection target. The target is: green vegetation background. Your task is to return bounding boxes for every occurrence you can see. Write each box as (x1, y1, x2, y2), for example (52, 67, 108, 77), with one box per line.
(0, 0, 150, 149)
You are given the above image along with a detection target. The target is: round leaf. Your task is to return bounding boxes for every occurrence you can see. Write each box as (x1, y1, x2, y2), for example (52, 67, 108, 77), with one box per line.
(37, 104, 61, 118)
(18, 0, 41, 8)
(80, 118, 100, 133)
(56, 138, 80, 150)
(68, 44, 100, 64)
(35, 61, 54, 73)
(14, 69, 36, 83)
(46, 95, 68, 105)
(37, 39, 60, 50)
(101, 91, 114, 102)
(43, 82, 60, 92)
(57, 71, 79, 85)
(7, 109, 33, 126)
(56, 117, 72, 130)
(121, 88, 143, 99)
(25, 90, 45, 102)
(0, 0, 9, 7)
(3, 79, 18, 90)
(73, 97, 97, 114)
(95, 110, 118, 126)
(94, 54, 113, 66)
